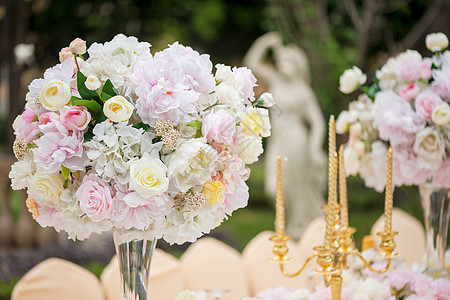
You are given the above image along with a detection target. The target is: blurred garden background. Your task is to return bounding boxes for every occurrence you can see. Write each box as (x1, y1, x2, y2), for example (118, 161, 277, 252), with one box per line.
(1, 0, 450, 299)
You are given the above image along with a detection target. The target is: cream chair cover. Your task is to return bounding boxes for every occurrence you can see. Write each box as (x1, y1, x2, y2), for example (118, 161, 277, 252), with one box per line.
(242, 230, 309, 295)
(11, 257, 104, 300)
(180, 237, 249, 300)
(371, 207, 426, 267)
(101, 248, 185, 300)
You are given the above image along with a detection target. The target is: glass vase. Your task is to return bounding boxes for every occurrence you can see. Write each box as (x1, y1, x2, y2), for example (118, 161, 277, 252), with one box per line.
(418, 184, 450, 279)
(113, 228, 157, 300)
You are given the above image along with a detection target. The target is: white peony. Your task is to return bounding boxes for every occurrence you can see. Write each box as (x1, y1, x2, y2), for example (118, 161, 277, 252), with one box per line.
(376, 57, 398, 90)
(214, 82, 241, 107)
(432, 102, 450, 125)
(167, 138, 218, 193)
(413, 126, 446, 171)
(85, 75, 101, 91)
(9, 152, 36, 190)
(215, 63, 236, 86)
(239, 107, 271, 137)
(103, 95, 134, 122)
(339, 66, 367, 94)
(233, 127, 263, 164)
(426, 32, 449, 52)
(359, 141, 388, 192)
(39, 79, 72, 111)
(129, 154, 169, 198)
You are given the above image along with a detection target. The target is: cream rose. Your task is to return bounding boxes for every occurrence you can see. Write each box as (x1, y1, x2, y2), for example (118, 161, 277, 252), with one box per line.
(129, 154, 169, 198)
(339, 66, 367, 94)
(39, 79, 72, 111)
(432, 102, 450, 125)
(239, 107, 271, 137)
(203, 181, 226, 205)
(335, 111, 357, 134)
(69, 38, 87, 55)
(425, 32, 449, 52)
(29, 172, 65, 205)
(414, 127, 445, 171)
(103, 95, 134, 122)
(85, 75, 101, 91)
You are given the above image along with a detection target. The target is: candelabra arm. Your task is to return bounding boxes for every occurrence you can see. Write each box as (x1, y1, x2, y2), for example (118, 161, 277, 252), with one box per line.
(278, 254, 319, 278)
(348, 251, 392, 273)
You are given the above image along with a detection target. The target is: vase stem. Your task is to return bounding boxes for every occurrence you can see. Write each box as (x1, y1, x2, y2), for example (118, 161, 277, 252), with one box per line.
(419, 185, 449, 279)
(113, 229, 157, 300)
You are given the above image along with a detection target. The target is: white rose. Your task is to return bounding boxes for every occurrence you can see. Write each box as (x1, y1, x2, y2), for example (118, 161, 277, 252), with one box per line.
(103, 95, 134, 122)
(167, 138, 218, 192)
(375, 58, 398, 90)
(39, 79, 72, 111)
(129, 154, 169, 198)
(414, 127, 445, 171)
(233, 127, 264, 164)
(239, 107, 271, 137)
(339, 66, 367, 94)
(215, 64, 236, 86)
(343, 146, 360, 176)
(426, 32, 449, 52)
(69, 38, 87, 55)
(85, 75, 101, 91)
(359, 141, 388, 193)
(432, 102, 450, 125)
(29, 172, 65, 205)
(258, 92, 275, 107)
(214, 82, 241, 106)
(335, 111, 357, 134)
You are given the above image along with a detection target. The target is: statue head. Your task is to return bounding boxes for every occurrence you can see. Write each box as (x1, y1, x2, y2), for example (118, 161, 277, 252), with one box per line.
(274, 44, 311, 83)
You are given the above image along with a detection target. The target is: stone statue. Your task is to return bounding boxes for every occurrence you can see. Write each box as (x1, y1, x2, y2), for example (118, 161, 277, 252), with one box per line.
(244, 32, 326, 240)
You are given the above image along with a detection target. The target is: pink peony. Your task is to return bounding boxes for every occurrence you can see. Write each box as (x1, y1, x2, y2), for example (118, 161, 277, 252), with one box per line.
(59, 105, 91, 131)
(389, 270, 415, 292)
(15, 117, 39, 143)
(397, 57, 422, 82)
(415, 90, 443, 121)
(432, 278, 450, 299)
(22, 107, 37, 123)
(399, 83, 420, 101)
(432, 158, 450, 188)
(233, 66, 257, 102)
(421, 61, 433, 81)
(33, 116, 89, 173)
(220, 179, 249, 216)
(35, 200, 64, 231)
(432, 63, 450, 101)
(76, 174, 113, 222)
(376, 91, 425, 146)
(112, 182, 173, 230)
(38, 112, 59, 125)
(392, 145, 431, 186)
(410, 273, 433, 297)
(201, 109, 236, 145)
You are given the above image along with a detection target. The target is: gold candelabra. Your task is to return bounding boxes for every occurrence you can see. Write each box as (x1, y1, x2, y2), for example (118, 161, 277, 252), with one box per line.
(270, 116, 399, 300)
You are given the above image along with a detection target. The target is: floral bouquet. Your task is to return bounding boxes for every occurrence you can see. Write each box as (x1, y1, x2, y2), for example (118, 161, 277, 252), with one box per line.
(336, 32, 450, 191)
(9, 34, 273, 245)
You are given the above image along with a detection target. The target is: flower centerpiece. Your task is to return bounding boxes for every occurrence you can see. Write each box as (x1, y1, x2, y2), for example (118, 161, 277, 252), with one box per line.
(9, 34, 272, 299)
(336, 32, 449, 278)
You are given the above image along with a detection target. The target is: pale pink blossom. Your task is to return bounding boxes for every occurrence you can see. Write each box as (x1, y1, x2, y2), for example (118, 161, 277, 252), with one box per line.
(432, 278, 450, 299)
(33, 116, 89, 173)
(411, 273, 434, 297)
(399, 83, 420, 101)
(397, 56, 422, 82)
(432, 158, 450, 188)
(15, 117, 39, 143)
(201, 109, 236, 145)
(59, 47, 72, 63)
(22, 107, 37, 123)
(220, 179, 248, 216)
(432, 63, 450, 101)
(376, 91, 425, 146)
(59, 105, 91, 131)
(233, 66, 257, 102)
(69, 38, 87, 55)
(421, 61, 433, 81)
(392, 145, 431, 186)
(35, 200, 64, 232)
(415, 90, 443, 121)
(389, 270, 415, 291)
(76, 174, 113, 222)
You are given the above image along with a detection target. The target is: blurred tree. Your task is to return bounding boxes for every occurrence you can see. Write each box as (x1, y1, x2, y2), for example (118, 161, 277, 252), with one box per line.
(264, 0, 450, 117)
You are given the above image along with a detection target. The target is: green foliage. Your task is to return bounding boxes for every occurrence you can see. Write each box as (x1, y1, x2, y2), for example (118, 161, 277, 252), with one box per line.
(0, 277, 19, 300)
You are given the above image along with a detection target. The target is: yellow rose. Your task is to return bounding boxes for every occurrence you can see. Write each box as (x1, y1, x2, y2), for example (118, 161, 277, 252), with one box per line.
(39, 79, 72, 111)
(103, 95, 134, 122)
(203, 181, 226, 205)
(29, 172, 65, 205)
(129, 154, 169, 198)
(240, 107, 271, 137)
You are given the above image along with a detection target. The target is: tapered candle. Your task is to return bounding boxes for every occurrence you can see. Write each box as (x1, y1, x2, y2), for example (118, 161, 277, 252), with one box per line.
(275, 154, 285, 237)
(325, 151, 338, 247)
(384, 147, 393, 233)
(339, 145, 349, 229)
(328, 116, 337, 211)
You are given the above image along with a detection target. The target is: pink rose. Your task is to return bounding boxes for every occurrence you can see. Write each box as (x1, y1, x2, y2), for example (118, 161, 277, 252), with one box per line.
(399, 83, 420, 101)
(22, 107, 37, 123)
(69, 38, 86, 55)
(415, 90, 443, 120)
(397, 58, 422, 82)
(60, 105, 91, 131)
(421, 61, 432, 81)
(38, 112, 59, 125)
(201, 109, 236, 144)
(389, 270, 414, 292)
(59, 47, 72, 63)
(233, 67, 257, 102)
(432, 278, 450, 299)
(76, 174, 113, 222)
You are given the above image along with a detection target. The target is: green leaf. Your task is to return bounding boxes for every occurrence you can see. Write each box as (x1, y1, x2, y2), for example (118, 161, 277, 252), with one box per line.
(71, 97, 102, 114)
(252, 97, 265, 107)
(102, 79, 119, 97)
(101, 91, 113, 101)
(84, 130, 94, 141)
(133, 122, 150, 131)
(96, 110, 108, 123)
(61, 165, 71, 180)
(77, 71, 99, 100)
(187, 120, 202, 130)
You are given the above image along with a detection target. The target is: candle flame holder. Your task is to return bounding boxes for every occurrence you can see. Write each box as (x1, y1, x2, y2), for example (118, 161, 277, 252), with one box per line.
(270, 116, 399, 300)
